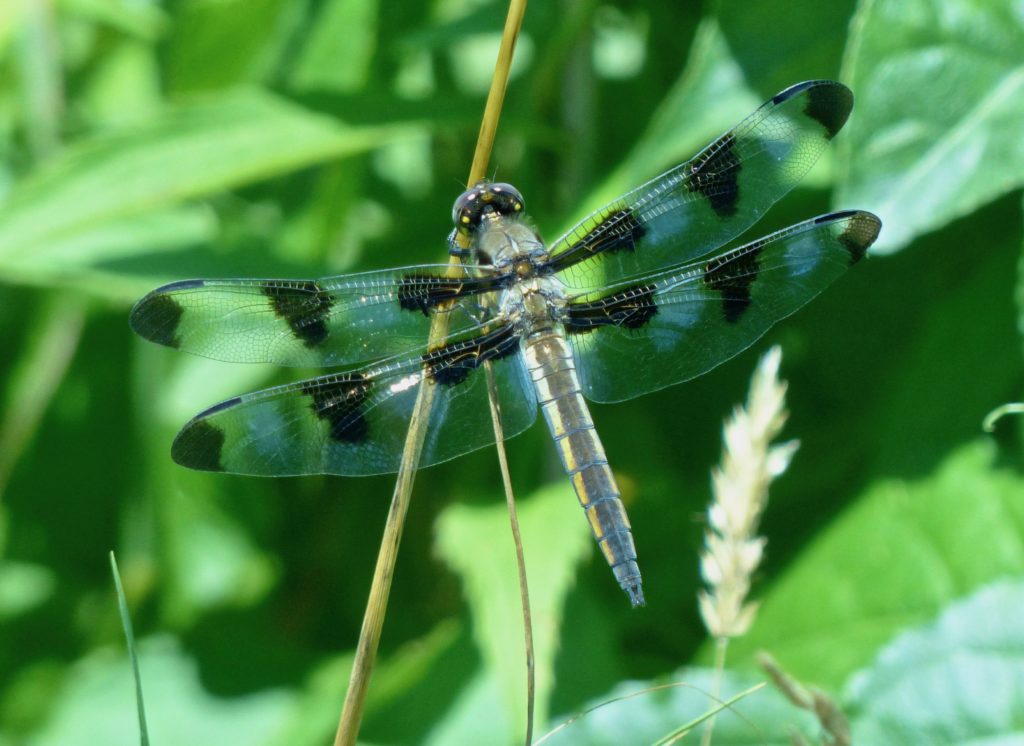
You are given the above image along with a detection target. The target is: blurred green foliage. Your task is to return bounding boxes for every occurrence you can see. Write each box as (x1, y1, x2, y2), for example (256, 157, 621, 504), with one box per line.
(1, 0, 1022, 744)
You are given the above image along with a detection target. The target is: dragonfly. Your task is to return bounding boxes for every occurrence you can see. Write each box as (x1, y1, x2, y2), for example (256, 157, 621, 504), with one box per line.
(131, 80, 880, 607)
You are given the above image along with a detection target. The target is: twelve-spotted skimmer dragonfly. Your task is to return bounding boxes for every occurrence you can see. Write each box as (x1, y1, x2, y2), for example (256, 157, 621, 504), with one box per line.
(131, 80, 879, 607)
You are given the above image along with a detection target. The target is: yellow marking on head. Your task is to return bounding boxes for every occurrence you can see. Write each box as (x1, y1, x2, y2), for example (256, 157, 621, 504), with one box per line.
(461, 215, 471, 224)
(514, 203, 522, 211)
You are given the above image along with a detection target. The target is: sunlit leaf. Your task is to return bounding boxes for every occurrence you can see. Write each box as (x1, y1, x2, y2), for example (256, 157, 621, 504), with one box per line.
(435, 481, 592, 742)
(32, 638, 295, 746)
(541, 667, 816, 745)
(847, 579, 1024, 743)
(0, 89, 413, 272)
(290, 0, 379, 93)
(725, 441, 1024, 687)
(837, 0, 1024, 251)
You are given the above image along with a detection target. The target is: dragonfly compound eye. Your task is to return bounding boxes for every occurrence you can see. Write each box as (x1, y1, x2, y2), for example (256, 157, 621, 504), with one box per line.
(451, 182, 525, 232)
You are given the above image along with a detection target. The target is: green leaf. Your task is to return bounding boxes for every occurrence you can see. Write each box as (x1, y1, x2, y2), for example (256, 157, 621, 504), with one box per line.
(837, 0, 1024, 252)
(32, 638, 295, 746)
(289, 0, 379, 93)
(435, 481, 593, 743)
(0, 89, 413, 274)
(725, 441, 1024, 687)
(541, 667, 816, 745)
(1018, 193, 1024, 358)
(0, 561, 55, 620)
(61, 0, 168, 40)
(847, 579, 1024, 743)
(0, 206, 216, 300)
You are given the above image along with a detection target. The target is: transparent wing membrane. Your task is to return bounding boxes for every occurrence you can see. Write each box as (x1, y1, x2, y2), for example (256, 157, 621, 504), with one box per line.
(547, 81, 854, 289)
(565, 211, 880, 402)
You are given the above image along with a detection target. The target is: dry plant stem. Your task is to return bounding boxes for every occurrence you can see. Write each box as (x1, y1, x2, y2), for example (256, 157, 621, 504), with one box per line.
(757, 652, 851, 746)
(334, 3, 527, 745)
(485, 362, 535, 746)
(699, 636, 728, 746)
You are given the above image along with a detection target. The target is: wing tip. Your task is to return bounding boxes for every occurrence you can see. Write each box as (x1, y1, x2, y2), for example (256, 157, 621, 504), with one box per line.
(772, 79, 854, 140)
(129, 280, 206, 348)
(817, 210, 881, 263)
(172, 415, 230, 472)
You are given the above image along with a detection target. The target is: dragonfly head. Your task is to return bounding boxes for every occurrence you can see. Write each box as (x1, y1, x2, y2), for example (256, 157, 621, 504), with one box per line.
(451, 181, 525, 236)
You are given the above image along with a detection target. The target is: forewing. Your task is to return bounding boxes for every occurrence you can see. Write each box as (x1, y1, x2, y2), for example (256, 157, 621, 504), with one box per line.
(129, 264, 509, 367)
(564, 211, 881, 403)
(170, 324, 537, 476)
(545, 80, 854, 288)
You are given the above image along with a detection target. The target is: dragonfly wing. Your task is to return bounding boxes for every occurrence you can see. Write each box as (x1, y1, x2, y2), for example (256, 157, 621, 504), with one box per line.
(171, 324, 538, 476)
(563, 211, 881, 403)
(129, 264, 509, 368)
(545, 80, 854, 288)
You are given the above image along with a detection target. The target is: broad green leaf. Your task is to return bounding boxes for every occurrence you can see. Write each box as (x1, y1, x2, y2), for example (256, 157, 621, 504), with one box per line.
(837, 0, 1024, 252)
(0, 206, 216, 300)
(0, 89, 413, 267)
(435, 481, 592, 743)
(725, 441, 1024, 687)
(847, 579, 1024, 743)
(290, 0, 379, 92)
(30, 638, 295, 746)
(541, 667, 816, 745)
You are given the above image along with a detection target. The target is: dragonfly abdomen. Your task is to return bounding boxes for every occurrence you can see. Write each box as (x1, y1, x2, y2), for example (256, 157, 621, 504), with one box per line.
(524, 333, 644, 607)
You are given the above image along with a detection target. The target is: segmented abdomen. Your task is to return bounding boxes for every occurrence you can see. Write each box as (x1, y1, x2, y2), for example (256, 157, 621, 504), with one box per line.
(524, 332, 644, 606)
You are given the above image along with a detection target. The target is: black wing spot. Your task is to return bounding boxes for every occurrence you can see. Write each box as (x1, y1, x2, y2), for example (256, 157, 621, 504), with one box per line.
(835, 211, 881, 264)
(685, 132, 741, 218)
(130, 292, 186, 348)
(541, 207, 647, 275)
(263, 281, 333, 348)
(703, 241, 765, 323)
(803, 82, 853, 141)
(397, 273, 508, 315)
(172, 419, 227, 472)
(303, 374, 373, 443)
(424, 324, 519, 387)
(570, 207, 646, 257)
(565, 284, 658, 334)
(398, 274, 467, 315)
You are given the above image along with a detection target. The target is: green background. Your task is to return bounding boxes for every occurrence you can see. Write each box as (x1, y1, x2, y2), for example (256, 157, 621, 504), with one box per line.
(1, 0, 1023, 743)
